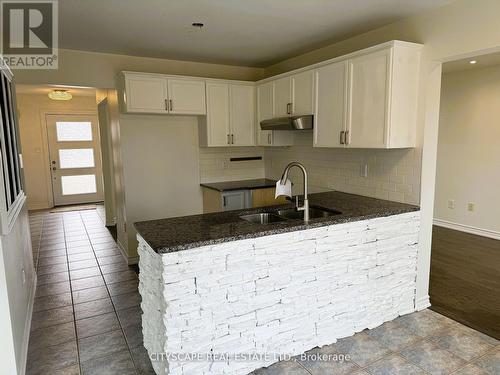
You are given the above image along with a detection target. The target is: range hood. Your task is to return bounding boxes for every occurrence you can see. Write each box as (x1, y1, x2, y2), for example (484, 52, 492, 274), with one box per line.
(260, 114, 313, 131)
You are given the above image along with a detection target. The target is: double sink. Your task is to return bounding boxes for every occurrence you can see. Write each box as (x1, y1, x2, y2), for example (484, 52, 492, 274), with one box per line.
(240, 205, 341, 224)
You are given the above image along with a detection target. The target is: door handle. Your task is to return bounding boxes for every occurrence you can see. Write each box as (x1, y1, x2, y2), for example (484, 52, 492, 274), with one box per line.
(340, 131, 345, 145)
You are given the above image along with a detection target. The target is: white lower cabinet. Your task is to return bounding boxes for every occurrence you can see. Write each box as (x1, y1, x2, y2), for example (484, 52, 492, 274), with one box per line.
(201, 82, 255, 147)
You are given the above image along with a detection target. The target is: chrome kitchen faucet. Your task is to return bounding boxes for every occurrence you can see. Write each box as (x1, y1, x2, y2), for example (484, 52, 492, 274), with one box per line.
(280, 162, 309, 222)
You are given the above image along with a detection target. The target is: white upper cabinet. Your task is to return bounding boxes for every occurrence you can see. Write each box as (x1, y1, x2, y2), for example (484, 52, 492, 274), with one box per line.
(230, 84, 255, 146)
(312, 42, 421, 148)
(167, 79, 206, 115)
(205, 82, 230, 146)
(256, 82, 293, 147)
(201, 82, 255, 147)
(124, 74, 167, 113)
(346, 49, 390, 148)
(122, 72, 206, 115)
(313, 61, 347, 147)
(256, 83, 273, 146)
(291, 70, 315, 116)
(273, 77, 292, 117)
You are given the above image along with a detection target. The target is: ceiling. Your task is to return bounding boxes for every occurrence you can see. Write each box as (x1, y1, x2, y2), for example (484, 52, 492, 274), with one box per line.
(59, 0, 453, 67)
(443, 51, 500, 73)
(15, 84, 96, 97)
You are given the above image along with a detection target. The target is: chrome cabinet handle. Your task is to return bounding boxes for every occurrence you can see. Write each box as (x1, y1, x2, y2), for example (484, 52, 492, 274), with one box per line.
(169, 99, 173, 111)
(268, 133, 272, 144)
(227, 134, 230, 144)
(340, 131, 345, 144)
(231, 134, 234, 144)
(345, 130, 349, 145)
(286, 102, 292, 115)
(164, 99, 168, 111)
(223, 196, 226, 207)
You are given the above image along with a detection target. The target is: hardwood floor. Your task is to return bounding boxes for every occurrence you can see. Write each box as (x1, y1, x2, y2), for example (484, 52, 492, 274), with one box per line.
(430, 225, 500, 339)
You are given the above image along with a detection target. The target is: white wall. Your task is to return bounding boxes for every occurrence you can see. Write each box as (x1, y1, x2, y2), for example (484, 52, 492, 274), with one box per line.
(265, 132, 420, 204)
(0, 204, 36, 374)
(434, 65, 500, 235)
(119, 115, 203, 260)
(16, 93, 98, 210)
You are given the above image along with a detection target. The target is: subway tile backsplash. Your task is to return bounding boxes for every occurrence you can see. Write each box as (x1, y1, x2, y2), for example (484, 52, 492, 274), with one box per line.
(264, 132, 421, 205)
(199, 147, 265, 183)
(198, 133, 421, 205)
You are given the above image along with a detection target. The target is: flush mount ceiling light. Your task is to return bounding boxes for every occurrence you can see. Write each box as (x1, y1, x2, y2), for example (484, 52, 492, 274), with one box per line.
(469, 60, 477, 64)
(48, 90, 72, 101)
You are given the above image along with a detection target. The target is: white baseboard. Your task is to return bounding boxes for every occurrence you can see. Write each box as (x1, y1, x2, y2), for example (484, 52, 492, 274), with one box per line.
(117, 239, 138, 265)
(415, 295, 431, 311)
(433, 219, 500, 240)
(20, 274, 36, 375)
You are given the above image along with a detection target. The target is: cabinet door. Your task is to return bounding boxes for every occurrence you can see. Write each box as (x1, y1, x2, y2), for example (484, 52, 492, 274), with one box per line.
(167, 79, 206, 115)
(222, 190, 247, 211)
(230, 84, 255, 146)
(206, 82, 230, 146)
(291, 70, 315, 115)
(125, 74, 167, 113)
(273, 77, 292, 117)
(314, 61, 347, 147)
(256, 83, 273, 146)
(347, 49, 390, 148)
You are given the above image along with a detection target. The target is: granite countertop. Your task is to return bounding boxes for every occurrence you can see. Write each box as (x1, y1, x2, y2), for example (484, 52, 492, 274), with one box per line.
(200, 178, 278, 192)
(134, 191, 419, 254)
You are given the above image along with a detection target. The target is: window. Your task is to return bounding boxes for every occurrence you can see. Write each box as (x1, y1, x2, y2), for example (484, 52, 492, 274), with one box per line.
(0, 64, 25, 234)
(56, 121, 93, 141)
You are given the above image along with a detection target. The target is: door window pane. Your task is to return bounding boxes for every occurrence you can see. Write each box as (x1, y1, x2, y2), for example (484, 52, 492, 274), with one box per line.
(61, 175, 97, 195)
(56, 122, 92, 141)
(59, 149, 94, 169)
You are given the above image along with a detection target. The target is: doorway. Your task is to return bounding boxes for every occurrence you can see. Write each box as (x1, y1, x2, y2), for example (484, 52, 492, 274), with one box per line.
(46, 113, 104, 206)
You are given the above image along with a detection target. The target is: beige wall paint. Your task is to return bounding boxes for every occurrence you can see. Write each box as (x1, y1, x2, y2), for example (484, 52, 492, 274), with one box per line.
(16, 93, 98, 210)
(119, 115, 203, 259)
(14, 48, 264, 88)
(434, 65, 500, 234)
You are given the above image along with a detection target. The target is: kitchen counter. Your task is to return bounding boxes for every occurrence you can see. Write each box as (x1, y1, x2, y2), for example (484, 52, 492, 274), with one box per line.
(200, 178, 278, 192)
(134, 191, 419, 253)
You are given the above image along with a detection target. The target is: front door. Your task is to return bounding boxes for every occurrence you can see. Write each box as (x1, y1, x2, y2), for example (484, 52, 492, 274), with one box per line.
(46, 114, 104, 206)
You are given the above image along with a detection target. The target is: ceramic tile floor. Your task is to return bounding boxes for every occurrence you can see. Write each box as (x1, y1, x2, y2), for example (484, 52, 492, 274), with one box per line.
(27, 208, 499, 375)
(28, 207, 154, 375)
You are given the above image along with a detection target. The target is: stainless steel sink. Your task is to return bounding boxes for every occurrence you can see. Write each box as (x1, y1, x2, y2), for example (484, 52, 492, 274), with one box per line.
(276, 206, 341, 220)
(239, 213, 286, 224)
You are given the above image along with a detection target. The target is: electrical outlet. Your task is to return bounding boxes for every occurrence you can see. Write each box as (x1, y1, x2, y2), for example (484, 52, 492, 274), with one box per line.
(360, 164, 368, 178)
(468, 202, 475, 212)
(447, 199, 455, 209)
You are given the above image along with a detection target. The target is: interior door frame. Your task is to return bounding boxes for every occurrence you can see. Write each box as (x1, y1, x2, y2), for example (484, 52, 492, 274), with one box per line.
(41, 110, 99, 208)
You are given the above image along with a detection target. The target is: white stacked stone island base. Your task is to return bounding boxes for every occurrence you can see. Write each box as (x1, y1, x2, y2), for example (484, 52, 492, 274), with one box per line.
(137, 211, 420, 375)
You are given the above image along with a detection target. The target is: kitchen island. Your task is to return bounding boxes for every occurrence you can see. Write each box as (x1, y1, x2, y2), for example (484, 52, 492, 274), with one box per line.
(134, 191, 420, 375)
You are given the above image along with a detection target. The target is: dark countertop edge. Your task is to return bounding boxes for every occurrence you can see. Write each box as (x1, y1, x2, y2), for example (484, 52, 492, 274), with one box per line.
(200, 179, 277, 192)
(139, 207, 420, 254)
